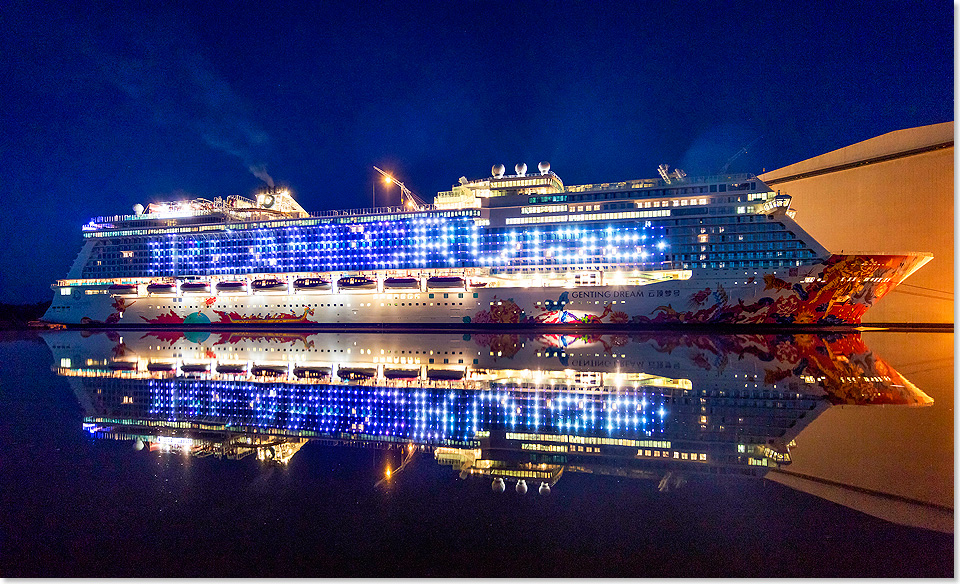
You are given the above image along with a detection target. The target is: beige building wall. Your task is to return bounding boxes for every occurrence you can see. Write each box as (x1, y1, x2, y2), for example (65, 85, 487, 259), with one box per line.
(759, 122, 953, 324)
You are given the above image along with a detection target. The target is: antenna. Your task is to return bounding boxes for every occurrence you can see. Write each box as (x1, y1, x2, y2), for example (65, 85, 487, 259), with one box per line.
(373, 166, 428, 210)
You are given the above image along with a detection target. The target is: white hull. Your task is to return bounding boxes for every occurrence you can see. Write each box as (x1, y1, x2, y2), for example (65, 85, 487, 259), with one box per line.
(42, 253, 931, 326)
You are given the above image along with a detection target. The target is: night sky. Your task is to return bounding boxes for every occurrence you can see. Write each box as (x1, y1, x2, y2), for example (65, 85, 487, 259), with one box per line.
(1, 1, 952, 304)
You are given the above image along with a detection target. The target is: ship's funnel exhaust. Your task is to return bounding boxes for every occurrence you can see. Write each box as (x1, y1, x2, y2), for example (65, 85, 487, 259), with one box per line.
(249, 164, 275, 188)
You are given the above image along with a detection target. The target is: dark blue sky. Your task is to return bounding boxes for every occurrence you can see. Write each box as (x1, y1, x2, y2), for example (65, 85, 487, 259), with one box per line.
(1, 1, 952, 303)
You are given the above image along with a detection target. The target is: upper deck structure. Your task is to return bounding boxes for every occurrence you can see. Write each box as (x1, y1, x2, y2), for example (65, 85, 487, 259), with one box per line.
(43, 162, 931, 327)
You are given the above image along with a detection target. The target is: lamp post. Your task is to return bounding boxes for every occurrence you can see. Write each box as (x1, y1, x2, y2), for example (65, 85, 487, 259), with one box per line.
(383, 173, 398, 208)
(373, 166, 425, 211)
(376, 168, 401, 208)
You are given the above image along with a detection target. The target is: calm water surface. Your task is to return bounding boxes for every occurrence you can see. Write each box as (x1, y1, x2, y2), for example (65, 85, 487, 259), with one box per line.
(0, 329, 952, 577)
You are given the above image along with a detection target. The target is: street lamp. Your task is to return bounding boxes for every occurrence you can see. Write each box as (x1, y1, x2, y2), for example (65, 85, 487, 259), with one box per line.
(372, 172, 396, 208)
(373, 166, 426, 210)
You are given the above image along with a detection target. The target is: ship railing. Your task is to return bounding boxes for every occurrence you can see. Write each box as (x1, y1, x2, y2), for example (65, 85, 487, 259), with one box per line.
(89, 208, 221, 224)
(89, 203, 442, 227)
(305, 204, 438, 219)
(565, 172, 755, 194)
(692, 172, 755, 184)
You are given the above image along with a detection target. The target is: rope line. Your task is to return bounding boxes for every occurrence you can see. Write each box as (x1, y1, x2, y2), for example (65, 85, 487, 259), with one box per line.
(898, 283, 954, 296)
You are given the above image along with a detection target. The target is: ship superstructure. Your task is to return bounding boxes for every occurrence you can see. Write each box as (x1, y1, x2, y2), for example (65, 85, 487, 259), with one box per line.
(43, 164, 931, 326)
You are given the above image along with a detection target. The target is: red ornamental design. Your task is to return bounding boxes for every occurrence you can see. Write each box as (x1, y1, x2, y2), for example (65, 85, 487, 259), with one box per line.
(139, 330, 189, 345)
(773, 295, 800, 315)
(475, 297, 525, 324)
(141, 310, 186, 325)
(213, 306, 315, 324)
(609, 311, 629, 324)
(631, 254, 928, 325)
(214, 332, 316, 349)
(471, 333, 523, 359)
(773, 340, 800, 363)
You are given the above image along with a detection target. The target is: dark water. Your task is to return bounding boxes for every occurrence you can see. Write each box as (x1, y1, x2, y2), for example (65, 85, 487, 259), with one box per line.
(0, 329, 952, 577)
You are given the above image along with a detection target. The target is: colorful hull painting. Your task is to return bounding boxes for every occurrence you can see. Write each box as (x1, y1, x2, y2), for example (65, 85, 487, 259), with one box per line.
(52, 253, 930, 327)
(472, 253, 930, 326)
(639, 253, 931, 325)
(45, 328, 931, 409)
(43, 329, 930, 487)
(212, 307, 316, 325)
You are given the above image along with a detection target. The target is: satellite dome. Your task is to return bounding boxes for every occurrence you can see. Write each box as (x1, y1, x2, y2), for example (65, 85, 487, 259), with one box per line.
(539, 482, 551, 495)
(492, 164, 505, 178)
(516, 479, 528, 495)
(134, 439, 144, 451)
(538, 161, 550, 175)
(492, 477, 505, 493)
(515, 163, 527, 177)
(133, 203, 145, 215)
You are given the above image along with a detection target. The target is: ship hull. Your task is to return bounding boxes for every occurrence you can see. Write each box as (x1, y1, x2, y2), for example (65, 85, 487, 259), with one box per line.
(42, 254, 930, 327)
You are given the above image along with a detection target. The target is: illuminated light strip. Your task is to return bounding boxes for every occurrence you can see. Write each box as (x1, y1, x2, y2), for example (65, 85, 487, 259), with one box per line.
(83, 217, 484, 276)
(521, 204, 568, 215)
(506, 215, 568, 225)
(506, 209, 671, 226)
(83, 210, 481, 238)
(634, 198, 708, 209)
(505, 432, 671, 449)
(520, 442, 567, 452)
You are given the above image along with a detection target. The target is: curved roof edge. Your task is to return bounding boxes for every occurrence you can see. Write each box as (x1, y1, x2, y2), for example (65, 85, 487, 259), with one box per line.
(760, 121, 954, 183)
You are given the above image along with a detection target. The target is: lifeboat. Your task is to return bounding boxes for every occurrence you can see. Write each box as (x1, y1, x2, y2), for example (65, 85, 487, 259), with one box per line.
(107, 360, 138, 371)
(293, 366, 332, 379)
(293, 277, 332, 291)
(216, 363, 248, 374)
(427, 276, 465, 289)
(146, 283, 176, 294)
(337, 367, 376, 381)
(252, 278, 288, 292)
(180, 363, 211, 373)
(384, 368, 420, 379)
(252, 365, 288, 377)
(146, 362, 176, 372)
(384, 277, 420, 290)
(180, 281, 212, 294)
(215, 281, 248, 293)
(108, 284, 138, 296)
(337, 276, 377, 290)
(426, 368, 465, 381)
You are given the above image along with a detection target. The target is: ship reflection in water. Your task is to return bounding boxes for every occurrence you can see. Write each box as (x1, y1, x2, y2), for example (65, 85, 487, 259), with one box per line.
(43, 329, 932, 516)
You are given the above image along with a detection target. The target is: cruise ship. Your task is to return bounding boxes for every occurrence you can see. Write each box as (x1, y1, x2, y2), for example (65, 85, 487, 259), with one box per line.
(42, 163, 931, 326)
(44, 329, 931, 489)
